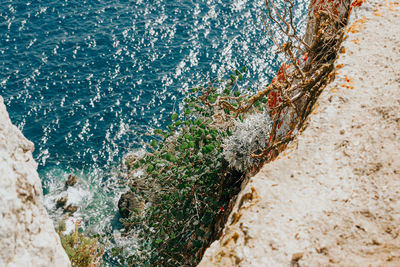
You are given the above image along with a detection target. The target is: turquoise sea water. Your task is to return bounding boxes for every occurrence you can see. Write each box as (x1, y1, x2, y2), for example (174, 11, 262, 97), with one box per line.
(0, 0, 308, 263)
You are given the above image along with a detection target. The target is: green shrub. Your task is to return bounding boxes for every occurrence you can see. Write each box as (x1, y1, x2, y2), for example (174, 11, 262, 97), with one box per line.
(121, 68, 255, 265)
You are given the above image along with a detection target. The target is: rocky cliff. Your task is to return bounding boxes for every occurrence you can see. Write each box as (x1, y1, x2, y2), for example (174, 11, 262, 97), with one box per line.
(0, 96, 70, 266)
(199, 0, 400, 265)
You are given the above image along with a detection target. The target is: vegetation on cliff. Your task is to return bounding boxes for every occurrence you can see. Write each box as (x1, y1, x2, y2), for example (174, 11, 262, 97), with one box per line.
(120, 69, 253, 265)
(57, 221, 104, 267)
(117, 0, 352, 265)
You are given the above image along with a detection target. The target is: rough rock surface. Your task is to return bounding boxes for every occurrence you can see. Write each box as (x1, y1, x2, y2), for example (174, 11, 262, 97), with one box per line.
(199, 0, 400, 266)
(118, 191, 139, 218)
(0, 96, 71, 266)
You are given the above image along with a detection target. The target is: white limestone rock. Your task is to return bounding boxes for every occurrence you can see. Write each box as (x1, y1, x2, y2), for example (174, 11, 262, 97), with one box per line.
(0, 96, 70, 267)
(199, 0, 400, 266)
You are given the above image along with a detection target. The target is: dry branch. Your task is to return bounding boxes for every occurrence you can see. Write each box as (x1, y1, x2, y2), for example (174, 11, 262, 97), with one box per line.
(215, 0, 350, 172)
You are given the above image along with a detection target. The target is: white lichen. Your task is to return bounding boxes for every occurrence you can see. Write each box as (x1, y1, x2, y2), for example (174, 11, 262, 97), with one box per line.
(223, 112, 273, 172)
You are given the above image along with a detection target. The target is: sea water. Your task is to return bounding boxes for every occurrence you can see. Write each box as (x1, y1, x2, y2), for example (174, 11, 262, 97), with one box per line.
(0, 0, 308, 264)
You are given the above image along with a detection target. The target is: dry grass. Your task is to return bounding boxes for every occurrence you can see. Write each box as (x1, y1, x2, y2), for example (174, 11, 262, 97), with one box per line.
(57, 220, 103, 267)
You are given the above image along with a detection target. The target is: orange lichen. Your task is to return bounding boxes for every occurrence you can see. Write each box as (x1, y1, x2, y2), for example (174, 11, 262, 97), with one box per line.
(347, 17, 367, 33)
(267, 90, 283, 110)
(374, 9, 384, 16)
(351, 38, 360, 44)
(336, 63, 344, 69)
(350, 0, 366, 12)
(341, 75, 354, 90)
(272, 64, 289, 84)
(388, 1, 400, 11)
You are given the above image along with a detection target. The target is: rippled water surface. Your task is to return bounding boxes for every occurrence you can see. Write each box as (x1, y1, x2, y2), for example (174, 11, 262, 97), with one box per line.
(0, 0, 308, 263)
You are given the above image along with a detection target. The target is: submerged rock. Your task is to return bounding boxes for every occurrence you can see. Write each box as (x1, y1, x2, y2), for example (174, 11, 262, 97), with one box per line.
(65, 174, 78, 187)
(56, 195, 68, 208)
(63, 204, 78, 215)
(118, 191, 139, 218)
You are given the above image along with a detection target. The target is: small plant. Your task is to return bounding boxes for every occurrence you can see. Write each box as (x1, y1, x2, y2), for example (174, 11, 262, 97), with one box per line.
(57, 220, 104, 267)
(223, 112, 273, 172)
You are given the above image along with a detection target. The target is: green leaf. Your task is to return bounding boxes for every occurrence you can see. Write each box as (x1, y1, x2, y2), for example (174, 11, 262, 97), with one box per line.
(202, 144, 215, 154)
(184, 108, 192, 116)
(150, 140, 157, 147)
(238, 74, 243, 81)
(241, 66, 246, 73)
(147, 165, 154, 172)
(155, 238, 162, 245)
(166, 154, 176, 163)
(207, 144, 215, 151)
(197, 129, 204, 136)
(171, 113, 178, 121)
(180, 142, 188, 150)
